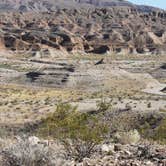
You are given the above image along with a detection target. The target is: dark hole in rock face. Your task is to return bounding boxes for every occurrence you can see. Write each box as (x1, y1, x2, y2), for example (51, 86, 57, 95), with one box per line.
(4, 36, 16, 48)
(65, 67, 75, 72)
(103, 34, 110, 40)
(22, 33, 35, 42)
(129, 48, 134, 54)
(84, 35, 96, 41)
(161, 87, 166, 93)
(41, 39, 60, 49)
(26, 72, 44, 82)
(152, 18, 156, 22)
(115, 48, 121, 53)
(90, 45, 110, 54)
(58, 34, 71, 45)
(149, 47, 156, 52)
(11, 48, 16, 51)
(61, 74, 69, 83)
(59, 66, 75, 72)
(67, 47, 73, 52)
(160, 63, 166, 70)
(84, 44, 90, 50)
(154, 31, 164, 37)
(95, 58, 104, 65)
(136, 48, 144, 54)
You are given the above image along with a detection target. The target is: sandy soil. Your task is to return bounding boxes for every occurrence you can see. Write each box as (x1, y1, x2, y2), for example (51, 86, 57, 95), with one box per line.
(0, 53, 165, 128)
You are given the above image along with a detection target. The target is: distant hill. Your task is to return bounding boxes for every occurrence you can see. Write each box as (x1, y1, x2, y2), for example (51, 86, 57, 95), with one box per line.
(0, 0, 163, 12)
(0, 0, 165, 55)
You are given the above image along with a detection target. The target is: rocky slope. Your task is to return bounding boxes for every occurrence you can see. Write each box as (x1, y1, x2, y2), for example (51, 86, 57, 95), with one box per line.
(0, 0, 165, 55)
(0, 136, 166, 166)
(0, 0, 163, 12)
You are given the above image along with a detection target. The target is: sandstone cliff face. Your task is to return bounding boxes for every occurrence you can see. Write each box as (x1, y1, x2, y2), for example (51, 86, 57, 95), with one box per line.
(0, 7, 166, 55)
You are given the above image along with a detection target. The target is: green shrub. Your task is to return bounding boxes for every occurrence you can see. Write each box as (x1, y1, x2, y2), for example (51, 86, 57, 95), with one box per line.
(97, 98, 111, 113)
(100, 108, 166, 144)
(38, 103, 108, 161)
(153, 118, 166, 144)
(139, 115, 166, 144)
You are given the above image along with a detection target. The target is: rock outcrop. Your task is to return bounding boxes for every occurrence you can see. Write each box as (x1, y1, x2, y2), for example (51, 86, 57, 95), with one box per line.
(0, 1, 165, 55)
(1, 136, 166, 166)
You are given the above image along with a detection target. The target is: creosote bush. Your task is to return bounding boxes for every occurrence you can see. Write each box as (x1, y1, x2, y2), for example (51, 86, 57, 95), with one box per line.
(98, 107, 166, 145)
(153, 118, 166, 144)
(97, 98, 111, 113)
(38, 103, 108, 161)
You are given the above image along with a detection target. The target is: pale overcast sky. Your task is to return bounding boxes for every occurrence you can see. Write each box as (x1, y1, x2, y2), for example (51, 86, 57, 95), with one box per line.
(129, 0, 166, 9)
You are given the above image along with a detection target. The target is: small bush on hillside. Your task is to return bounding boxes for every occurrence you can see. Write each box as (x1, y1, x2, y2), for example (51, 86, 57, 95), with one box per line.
(97, 98, 111, 113)
(38, 103, 108, 161)
(101, 110, 140, 133)
(99, 108, 166, 144)
(152, 118, 166, 144)
(138, 113, 166, 144)
(1, 137, 59, 166)
(114, 129, 140, 144)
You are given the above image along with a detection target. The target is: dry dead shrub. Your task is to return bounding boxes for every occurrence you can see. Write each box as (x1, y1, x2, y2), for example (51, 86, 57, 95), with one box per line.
(0, 137, 66, 166)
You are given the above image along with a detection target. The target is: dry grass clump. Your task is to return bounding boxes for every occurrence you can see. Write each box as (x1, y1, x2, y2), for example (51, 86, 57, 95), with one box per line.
(114, 129, 141, 144)
(0, 137, 66, 166)
(97, 98, 112, 113)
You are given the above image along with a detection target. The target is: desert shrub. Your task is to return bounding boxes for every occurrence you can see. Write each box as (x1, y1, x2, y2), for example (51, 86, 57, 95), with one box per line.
(0, 138, 6, 149)
(0, 128, 8, 138)
(139, 122, 151, 138)
(97, 98, 111, 113)
(38, 103, 108, 161)
(138, 114, 159, 140)
(136, 144, 155, 159)
(152, 118, 166, 144)
(114, 129, 140, 144)
(98, 108, 166, 144)
(100, 109, 140, 133)
(138, 114, 166, 144)
(0, 137, 61, 166)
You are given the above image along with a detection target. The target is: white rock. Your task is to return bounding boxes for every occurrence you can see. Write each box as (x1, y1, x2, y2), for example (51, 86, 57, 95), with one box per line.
(28, 136, 40, 145)
(83, 158, 95, 166)
(101, 144, 114, 153)
(101, 144, 110, 152)
(145, 161, 154, 166)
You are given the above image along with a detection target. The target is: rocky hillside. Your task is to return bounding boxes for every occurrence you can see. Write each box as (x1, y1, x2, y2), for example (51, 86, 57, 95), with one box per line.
(0, 0, 165, 55)
(0, 0, 163, 12)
